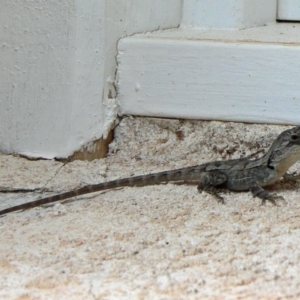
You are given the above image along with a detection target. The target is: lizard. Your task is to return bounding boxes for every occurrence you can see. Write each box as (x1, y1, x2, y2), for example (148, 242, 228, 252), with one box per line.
(1, 125, 300, 216)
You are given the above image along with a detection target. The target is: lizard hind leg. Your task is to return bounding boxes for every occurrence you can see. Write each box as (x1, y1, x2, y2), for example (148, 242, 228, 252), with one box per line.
(197, 172, 227, 204)
(250, 185, 285, 206)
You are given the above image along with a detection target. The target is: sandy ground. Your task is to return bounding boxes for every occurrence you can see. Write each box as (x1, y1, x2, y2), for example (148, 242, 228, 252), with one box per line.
(1, 117, 300, 299)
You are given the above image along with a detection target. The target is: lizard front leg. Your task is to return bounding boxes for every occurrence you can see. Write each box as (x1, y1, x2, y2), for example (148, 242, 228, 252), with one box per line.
(282, 171, 300, 182)
(197, 172, 227, 204)
(250, 185, 285, 205)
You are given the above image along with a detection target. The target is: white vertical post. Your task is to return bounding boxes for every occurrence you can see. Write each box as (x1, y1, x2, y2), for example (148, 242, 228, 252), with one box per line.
(181, 0, 277, 29)
(277, 0, 300, 21)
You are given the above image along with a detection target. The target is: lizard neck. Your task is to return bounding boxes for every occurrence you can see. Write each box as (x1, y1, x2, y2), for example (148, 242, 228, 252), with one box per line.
(269, 149, 300, 178)
(260, 131, 300, 178)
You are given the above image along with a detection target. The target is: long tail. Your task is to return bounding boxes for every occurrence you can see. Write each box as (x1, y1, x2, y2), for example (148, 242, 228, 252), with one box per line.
(0, 165, 203, 215)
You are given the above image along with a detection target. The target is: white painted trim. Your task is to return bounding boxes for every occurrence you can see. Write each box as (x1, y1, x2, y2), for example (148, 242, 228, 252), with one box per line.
(117, 23, 300, 125)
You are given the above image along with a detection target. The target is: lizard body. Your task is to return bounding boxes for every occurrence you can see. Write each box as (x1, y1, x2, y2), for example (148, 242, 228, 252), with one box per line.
(1, 126, 300, 216)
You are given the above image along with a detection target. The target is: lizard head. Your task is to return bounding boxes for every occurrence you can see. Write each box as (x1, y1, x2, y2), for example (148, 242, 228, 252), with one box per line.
(267, 126, 300, 174)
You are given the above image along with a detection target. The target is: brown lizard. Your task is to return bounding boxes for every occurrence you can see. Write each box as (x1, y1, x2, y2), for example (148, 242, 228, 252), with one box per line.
(1, 126, 300, 216)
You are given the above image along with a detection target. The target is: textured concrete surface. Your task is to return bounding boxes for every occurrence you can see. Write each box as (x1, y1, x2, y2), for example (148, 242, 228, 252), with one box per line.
(1, 117, 300, 299)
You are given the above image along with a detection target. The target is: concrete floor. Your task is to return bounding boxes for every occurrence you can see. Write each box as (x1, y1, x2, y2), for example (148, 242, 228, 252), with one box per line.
(1, 117, 300, 299)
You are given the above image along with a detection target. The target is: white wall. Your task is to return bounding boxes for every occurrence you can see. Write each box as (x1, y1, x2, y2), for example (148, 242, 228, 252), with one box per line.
(0, 0, 182, 159)
(181, 0, 277, 29)
(117, 1, 300, 126)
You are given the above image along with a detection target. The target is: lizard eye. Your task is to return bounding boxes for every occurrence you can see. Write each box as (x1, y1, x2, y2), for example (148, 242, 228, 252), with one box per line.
(291, 134, 299, 141)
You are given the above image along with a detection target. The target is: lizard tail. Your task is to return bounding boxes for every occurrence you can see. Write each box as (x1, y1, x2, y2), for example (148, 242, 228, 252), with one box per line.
(0, 165, 203, 215)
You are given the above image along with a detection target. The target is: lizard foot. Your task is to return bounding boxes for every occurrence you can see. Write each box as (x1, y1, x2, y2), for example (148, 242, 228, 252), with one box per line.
(200, 186, 225, 204)
(197, 172, 227, 204)
(250, 185, 286, 206)
(260, 194, 286, 206)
